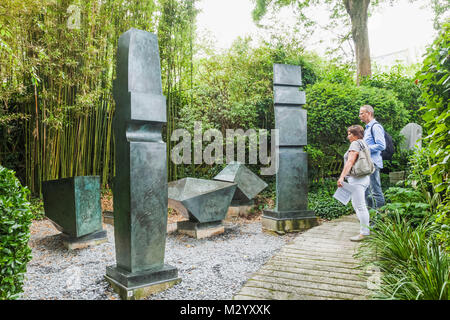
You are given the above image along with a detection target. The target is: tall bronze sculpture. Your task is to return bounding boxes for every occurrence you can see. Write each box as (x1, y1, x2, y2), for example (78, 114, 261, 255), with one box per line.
(262, 64, 319, 234)
(105, 28, 180, 300)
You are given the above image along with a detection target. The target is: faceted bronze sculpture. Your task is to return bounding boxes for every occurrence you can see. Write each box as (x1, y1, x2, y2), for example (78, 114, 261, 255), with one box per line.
(213, 162, 267, 217)
(262, 64, 319, 233)
(168, 178, 237, 238)
(104, 28, 180, 300)
(42, 176, 107, 250)
(213, 161, 267, 205)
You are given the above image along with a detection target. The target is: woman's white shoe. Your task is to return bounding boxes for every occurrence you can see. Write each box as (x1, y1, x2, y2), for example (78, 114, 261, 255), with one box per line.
(350, 234, 366, 242)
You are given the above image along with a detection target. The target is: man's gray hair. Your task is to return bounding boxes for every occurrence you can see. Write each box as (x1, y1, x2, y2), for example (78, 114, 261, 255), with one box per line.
(361, 104, 374, 115)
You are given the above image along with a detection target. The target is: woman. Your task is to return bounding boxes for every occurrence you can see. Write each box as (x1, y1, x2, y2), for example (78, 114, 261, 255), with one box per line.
(337, 125, 371, 242)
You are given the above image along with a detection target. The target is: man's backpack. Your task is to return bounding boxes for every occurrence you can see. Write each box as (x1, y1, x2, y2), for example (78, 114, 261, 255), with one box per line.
(370, 122, 394, 161)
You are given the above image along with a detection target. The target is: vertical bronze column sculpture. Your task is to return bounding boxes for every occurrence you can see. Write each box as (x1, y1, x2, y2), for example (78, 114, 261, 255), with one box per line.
(262, 64, 319, 234)
(105, 28, 180, 300)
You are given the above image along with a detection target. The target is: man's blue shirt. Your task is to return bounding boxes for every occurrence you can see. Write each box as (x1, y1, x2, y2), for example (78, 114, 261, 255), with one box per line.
(364, 119, 386, 169)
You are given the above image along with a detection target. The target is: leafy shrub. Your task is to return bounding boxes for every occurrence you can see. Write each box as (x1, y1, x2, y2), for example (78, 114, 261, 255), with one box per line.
(308, 179, 353, 220)
(416, 22, 450, 250)
(317, 63, 355, 85)
(361, 65, 426, 125)
(309, 194, 353, 220)
(29, 197, 45, 221)
(357, 212, 449, 300)
(0, 165, 33, 300)
(305, 80, 409, 178)
(381, 187, 430, 227)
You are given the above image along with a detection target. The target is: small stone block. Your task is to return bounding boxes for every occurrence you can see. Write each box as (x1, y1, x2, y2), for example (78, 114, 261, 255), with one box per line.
(261, 215, 319, 235)
(263, 209, 315, 220)
(61, 229, 108, 250)
(177, 220, 224, 239)
(389, 171, 406, 184)
(238, 205, 253, 217)
(106, 264, 179, 288)
(226, 205, 254, 219)
(105, 264, 181, 300)
(166, 222, 177, 234)
(227, 206, 240, 218)
(105, 275, 180, 300)
(274, 86, 306, 105)
(103, 211, 114, 225)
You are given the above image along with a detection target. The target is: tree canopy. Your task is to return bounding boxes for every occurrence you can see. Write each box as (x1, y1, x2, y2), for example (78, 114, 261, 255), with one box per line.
(252, 0, 449, 84)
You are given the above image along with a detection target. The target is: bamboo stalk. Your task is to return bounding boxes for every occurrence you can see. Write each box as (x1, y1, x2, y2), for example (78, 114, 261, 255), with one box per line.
(13, 0, 197, 193)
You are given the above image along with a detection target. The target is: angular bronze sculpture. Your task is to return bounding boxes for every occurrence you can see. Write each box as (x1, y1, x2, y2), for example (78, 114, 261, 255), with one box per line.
(42, 176, 107, 250)
(213, 162, 267, 217)
(213, 161, 267, 206)
(105, 28, 180, 300)
(262, 64, 319, 234)
(168, 178, 237, 238)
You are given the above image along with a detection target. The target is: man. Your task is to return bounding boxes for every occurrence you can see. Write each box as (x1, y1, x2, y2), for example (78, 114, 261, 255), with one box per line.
(359, 105, 386, 209)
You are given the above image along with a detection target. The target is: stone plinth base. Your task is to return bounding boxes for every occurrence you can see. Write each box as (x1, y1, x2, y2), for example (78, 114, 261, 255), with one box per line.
(61, 229, 107, 250)
(167, 222, 178, 234)
(389, 171, 405, 184)
(105, 264, 181, 300)
(177, 220, 224, 239)
(103, 211, 114, 225)
(227, 205, 254, 218)
(262, 210, 319, 235)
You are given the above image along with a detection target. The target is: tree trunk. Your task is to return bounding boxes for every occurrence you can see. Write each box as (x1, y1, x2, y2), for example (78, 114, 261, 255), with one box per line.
(344, 0, 371, 85)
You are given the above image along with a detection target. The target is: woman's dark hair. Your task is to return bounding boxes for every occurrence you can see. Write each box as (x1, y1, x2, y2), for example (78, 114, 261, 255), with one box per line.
(348, 125, 364, 139)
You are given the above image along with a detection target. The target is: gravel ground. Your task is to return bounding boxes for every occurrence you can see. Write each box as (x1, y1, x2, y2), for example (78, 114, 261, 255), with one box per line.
(20, 217, 298, 300)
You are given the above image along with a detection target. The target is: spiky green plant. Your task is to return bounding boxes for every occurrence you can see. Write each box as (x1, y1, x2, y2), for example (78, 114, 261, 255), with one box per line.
(357, 212, 449, 300)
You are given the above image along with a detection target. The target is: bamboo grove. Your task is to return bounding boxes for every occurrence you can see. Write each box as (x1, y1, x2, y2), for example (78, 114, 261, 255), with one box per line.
(0, 0, 198, 194)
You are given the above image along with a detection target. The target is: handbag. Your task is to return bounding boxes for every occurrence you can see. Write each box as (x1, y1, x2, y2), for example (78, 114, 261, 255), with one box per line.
(350, 140, 375, 177)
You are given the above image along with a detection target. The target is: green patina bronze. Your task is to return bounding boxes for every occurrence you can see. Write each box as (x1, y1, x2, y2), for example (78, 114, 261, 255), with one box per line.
(42, 176, 103, 238)
(168, 177, 237, 223)
(105, 28, 179, 298)
(262, 64, 318, 232)
(213, 161, 267, 206)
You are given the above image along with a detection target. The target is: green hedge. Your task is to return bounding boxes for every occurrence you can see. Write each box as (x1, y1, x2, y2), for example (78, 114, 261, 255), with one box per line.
(0, 165, 33, 300)
(305, 81, 410, 178)
(361, 67, 425, 125)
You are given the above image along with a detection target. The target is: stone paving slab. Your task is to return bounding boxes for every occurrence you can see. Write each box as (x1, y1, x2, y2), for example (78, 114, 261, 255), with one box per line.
(271, 255, 359, 269)
(260, 264, 366, 282)
(234, 214, 373, 300)
(265, 259, 364, 276)
(255, 269, 368, 289)
(282, 246, 358, 259)
(279, 249, 360, 264)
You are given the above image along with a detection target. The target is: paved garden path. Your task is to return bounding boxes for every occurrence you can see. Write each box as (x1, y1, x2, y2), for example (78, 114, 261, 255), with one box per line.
(234, 214, 374, 300)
